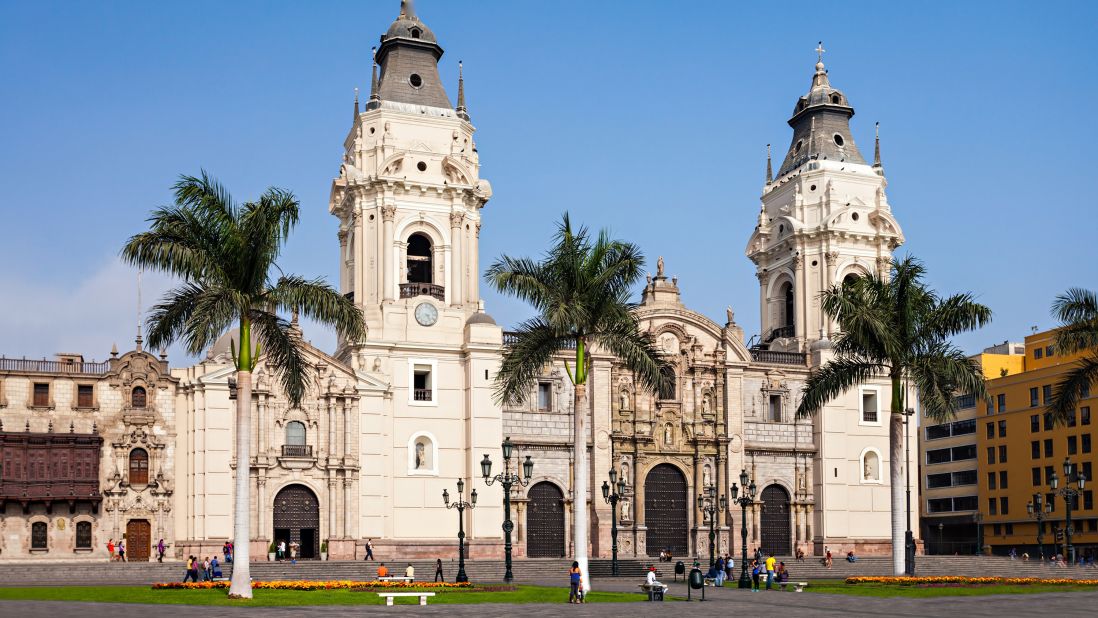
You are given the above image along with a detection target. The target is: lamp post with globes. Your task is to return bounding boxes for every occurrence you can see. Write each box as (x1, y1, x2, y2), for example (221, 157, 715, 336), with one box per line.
(481, 436, 534, 583)
(698, 484, 727, 569)
(442, 479, 477, 583)
(601, 468, 627, 576)
(1026, 491, 1051, 561)
(731, 469, 757, 589)
(1050, 457, 1087, 565)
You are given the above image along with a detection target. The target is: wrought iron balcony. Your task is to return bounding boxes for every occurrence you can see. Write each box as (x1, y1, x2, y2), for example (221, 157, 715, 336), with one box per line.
(764, 325, 796, 343)
(749, 349, 807, 366)
(400, 283, 445, 302)
(280, 444, 313, 458)
(0, 357, 110, 375)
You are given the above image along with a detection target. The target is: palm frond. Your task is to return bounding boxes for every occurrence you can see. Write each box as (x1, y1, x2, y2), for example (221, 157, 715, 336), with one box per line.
(494, 317, 570, 406)
(797, 354, 886, 417)
(1053, 288, 1098, 355)
(250, 310, 311, 407)
(592, 318, 669, 396)
(143, 283, 204, 352)
(908, 343, 987, 422)
(266, 275, 366, 343)
(1047, 357, 1098, 425)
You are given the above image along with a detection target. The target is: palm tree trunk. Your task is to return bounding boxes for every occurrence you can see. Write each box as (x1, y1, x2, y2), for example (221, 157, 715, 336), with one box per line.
(573, 382, 590, 592)
(889, 376, 905, 576)
(228, 369, 252, 597)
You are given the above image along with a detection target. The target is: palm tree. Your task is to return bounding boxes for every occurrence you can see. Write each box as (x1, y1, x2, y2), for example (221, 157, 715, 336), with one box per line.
(797, 256, 990, 574)
(1047, 288, 1098, 424)
(487, 213, 670, 590)
(121, 172, 365, 598)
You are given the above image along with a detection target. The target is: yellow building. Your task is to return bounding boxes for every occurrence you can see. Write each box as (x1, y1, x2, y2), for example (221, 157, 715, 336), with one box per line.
(920, 342, 1024, 554)
(978, 329, 1097, 560)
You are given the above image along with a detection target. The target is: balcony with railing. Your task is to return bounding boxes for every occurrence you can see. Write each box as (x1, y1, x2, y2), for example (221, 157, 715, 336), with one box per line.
(280, 444, 313, 458)
(400, 283, 445, 302)
(502, 332, 577, 349)
(413, 389, 433, 402)
(763, 325, 796, 343)
(0, 357, 111, 375)
(749, 349, 808, 366)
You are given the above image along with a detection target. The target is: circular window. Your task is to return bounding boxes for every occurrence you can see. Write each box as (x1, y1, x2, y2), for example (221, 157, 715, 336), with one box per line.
(810, 185, 817, 192)
(417, 161, 427, 172)
(369, 214, 375, 221)
(811, 260, 818, 267)
(834, 134, 845, 147)
(794, 140, 803, 154)
(852, 212, 860, 221)
(409, 74, 423, 88)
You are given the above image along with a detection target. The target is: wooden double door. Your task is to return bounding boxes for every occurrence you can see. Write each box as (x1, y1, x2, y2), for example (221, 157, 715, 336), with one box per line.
(126, 519, 151, 562)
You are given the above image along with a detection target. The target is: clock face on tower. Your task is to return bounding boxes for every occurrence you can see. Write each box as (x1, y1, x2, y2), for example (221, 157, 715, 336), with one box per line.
(414, 302, 438, 327)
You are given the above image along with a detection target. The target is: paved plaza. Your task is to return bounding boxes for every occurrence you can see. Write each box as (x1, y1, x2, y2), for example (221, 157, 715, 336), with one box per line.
(3, 587, 1098, 617)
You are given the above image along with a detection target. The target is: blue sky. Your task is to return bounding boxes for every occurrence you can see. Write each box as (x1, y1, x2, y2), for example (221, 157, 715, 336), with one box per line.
(1, 0, 1095, 364)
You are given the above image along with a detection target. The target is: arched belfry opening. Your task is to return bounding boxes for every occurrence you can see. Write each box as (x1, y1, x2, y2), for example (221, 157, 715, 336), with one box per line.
(407, 233, 433, 284)
(781, 281, 795, 335)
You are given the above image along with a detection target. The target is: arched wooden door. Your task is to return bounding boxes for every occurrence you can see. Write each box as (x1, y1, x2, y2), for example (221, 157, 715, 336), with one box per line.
(526, 482, 565, 557)
(760, 484, 792, 556)
(126, 519, 151, 562)
(644, 464, 688, 557)
(273, 484, 320, 559)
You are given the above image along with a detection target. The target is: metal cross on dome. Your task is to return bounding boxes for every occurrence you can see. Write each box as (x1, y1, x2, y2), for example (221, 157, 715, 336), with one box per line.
(816, 41, 826, 62)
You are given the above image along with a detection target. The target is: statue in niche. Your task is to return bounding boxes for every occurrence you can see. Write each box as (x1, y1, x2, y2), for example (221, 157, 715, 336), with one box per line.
(664, 424, 673, 445)
(621, 498, 630, 521)
(620, 390, 629, 411)
(703, 464, 712, 488)
(415, 442, 426, 469)
(702, 395, 711, 415)
(620, 461, 629, 486)
(863, 452, 879, 481)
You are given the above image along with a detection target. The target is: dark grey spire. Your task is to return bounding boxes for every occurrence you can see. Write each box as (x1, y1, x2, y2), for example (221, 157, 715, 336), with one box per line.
(353, 87, 360, 118)
(775, 43, 866, 177)
(456, 60, 469, 121)
(367, 47, 381, 111)
(873, 121, 883, 170)
(375, 0, 451, 109)
(765, 143, 773, 184)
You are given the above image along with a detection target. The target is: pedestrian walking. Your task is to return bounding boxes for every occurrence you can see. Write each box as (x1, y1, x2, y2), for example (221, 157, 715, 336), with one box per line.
(434, 558, 444, 582)
(183, 556, 197, 583)
(157, 538, 166, 563)
(211, 555, 222, 579)
(277, 540, 286, 562)
(765, 553, 776, 590)
(107, 539, 115, 562)
(568, 561, 582, 603)
(364, 538, 375, 561)
(750, 560, 761, 592)
(118, 540, 126, 562)
(202, 557, 211, 581)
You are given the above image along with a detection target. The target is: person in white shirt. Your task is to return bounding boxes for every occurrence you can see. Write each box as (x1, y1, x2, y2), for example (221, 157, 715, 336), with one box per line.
(645, 566, 663, 587)
(405, 563, 415, 581)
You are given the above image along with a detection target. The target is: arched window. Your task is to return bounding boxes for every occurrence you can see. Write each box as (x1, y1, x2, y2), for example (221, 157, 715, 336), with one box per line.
(406, 233, 433, 284)
(129, 448, 149, 485)
(286, 421, 306, 446)
(31, 521, 47, 550)
(131, 386, 147, 408)
(781, 281, 795, 332)
(75, 521, 92, 549)
(831, 94, 841, 105)
(659, 366, 676, 400)
(843, 273, 861, 288)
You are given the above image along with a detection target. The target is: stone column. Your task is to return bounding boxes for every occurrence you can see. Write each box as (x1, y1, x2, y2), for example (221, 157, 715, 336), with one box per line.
(825, 251, 839, 337)
(381, 205, 396, 302)
(327, 478, 337, 544)
(449, 212, 463, 306)
(343, 478, 353, 537)
(470, 222, 481, 304)
(756, 272, 769, 334)
(792, 254, 805, 340)
(343, 397, 352, 459)
(257, 476, 267, 542)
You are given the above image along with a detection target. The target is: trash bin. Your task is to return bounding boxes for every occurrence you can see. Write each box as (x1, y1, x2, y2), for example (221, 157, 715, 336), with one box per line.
(688, 567, 706, 601)
(674, 560, 685, 581)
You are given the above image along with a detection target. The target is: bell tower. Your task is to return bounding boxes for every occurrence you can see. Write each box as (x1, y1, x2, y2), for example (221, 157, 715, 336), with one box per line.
(745, 44, 904, 351)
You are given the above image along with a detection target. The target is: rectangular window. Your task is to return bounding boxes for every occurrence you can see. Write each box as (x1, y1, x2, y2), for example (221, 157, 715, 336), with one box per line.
(1046, 466, 1055, 485)
(1043, 385, 1053, 405)
(1047, 493, 1056, 512)
(987, 472, 996, 490)
(1084, 434, 1092, 454)
(997, 393, 1006, 413)
(1045, 438, 1054, 458)
(1068, 409, 1077, 428)
(1046, 345, 1055, 357)
(75, 521, 92, 549)
(412, 364, 433, 402)
(31, 522, 47, 550)
(861, 390, 879, 424)
(998, 420, 1007, 437)
(1045, 413, 1054, 431)
(955, 394, 976, 409)
(988, 498, 997, 515)
(1031, 415, 1041, 432)
(953, 470, 977, 486)
(1083, 407, 1092, 426)
(927, 473, 953, 489)
(927, 448, 952, 464)
(1006, 523, 1014, 535)
(769, 395, 783, 422)
(1031, 440, 1041, 459)
(1085, 491, 1094, 511)
(1000, 496, 1009, 515)
(1032, 467, 1042, 486)
(1034, 348, 1043, 359)
(926, 424, 951, 440)
(953, 496, 978, 511)
(1030, 387, 1040, 407)
(1068, 435, 1078, 456)
(1084, 462, 1093, 482)
(537, 382, 552, 411)
(999, 470, 1008, 489)
(999, 444, 1007, 463)
(953, 419, 976, 435)
(987, 446, 996, 465)
(1084, 382, 1092, 399)
(986, 422, 995, 439)
(76, 385, 94, 408)
(32, 383, 49, 407)
(993, 523, 1002, 536)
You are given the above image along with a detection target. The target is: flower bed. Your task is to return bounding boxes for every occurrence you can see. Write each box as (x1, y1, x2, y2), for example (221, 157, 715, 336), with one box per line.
(845, 576, 1098, 586)
(153, 580, 473, 591)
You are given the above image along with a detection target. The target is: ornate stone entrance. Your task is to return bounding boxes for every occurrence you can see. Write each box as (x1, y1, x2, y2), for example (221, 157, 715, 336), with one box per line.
(526, 481, 565, 557)
(760, 484, 791, 555)
(272, 484, 320, 559)
(126, 519, 151, 562)
(644, 464, 687, 557)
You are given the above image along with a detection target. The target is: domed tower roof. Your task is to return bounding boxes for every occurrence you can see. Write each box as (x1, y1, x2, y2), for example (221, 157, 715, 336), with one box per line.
(775, 43, 867, 178)
(375, 0, 452, 109)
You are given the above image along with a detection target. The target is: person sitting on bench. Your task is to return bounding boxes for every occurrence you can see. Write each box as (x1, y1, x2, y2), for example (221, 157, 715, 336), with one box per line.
(646, 565, 664, 588)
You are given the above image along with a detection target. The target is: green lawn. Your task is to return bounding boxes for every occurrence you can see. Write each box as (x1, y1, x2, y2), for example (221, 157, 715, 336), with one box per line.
(807, 580, 1098, 598)
(0, 585, 649, 606)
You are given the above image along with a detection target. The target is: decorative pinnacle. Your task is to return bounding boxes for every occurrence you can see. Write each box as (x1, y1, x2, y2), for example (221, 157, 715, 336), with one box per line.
(456, 60, 469, 120)
(400, 0, 416, 20)
(765, 143, 773, 184)
(873, 121, 882, 168)
(816, 41, 826, 65)
(368, 47, 381, 110)
(353, 87, 360, 117)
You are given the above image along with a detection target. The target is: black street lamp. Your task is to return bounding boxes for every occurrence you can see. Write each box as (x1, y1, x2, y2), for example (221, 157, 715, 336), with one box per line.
(730, 469, 757, 589)
(601, 468, 627, 577)
(1027, 491, 1051, 561)
(1050, 457, 1087, 565)
(443, 478, 477, 583)
(698, 484, 726, 569)
(481, 436, 533, 583)
(937, 522, 943, 555)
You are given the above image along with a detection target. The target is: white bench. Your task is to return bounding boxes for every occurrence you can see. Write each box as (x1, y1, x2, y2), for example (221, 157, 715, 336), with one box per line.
(794, 581, 808, 592)
(376, 592, 436, 606)
(378, 576, 414, 583)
